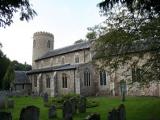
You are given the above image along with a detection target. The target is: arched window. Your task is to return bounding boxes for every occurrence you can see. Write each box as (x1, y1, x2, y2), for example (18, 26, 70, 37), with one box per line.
(47, 40, 51, 48)
(61, 56, 65, 64)
(62, 73, 67, 88)
(75, 54, 79, 63)
(84, 68, 91, 86)
(34, 75, 37, 87)
(131, 66, 142, 82)
(46, 75, 50, 88)
(99, 70, 106, 85)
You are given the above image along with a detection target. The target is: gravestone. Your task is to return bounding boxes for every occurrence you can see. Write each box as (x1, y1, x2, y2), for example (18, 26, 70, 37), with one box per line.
(118, 104, 126, 120)
(70, 97, 77, 114)
(19, 105, 40, 120)
(0, 112, 12, 120)
(43, 92, 49, 103)
(108, 108, 118, 120)
(85, 113, 100, 120)
(0, 96, 6, 109)
(48, 105, 56, 119)
(63, 100, 72, 120)
(7, 99, 14, 109)
(78, 96, 86, 113)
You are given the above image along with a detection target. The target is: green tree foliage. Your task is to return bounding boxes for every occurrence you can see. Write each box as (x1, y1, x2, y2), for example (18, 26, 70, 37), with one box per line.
(0, 45, 11, 89)
(93, 1, 160, 86)
(0, 43, 31, 89)
(0, 0, 37, 27)
(86, 31, 97, 41)
(3, 63, 15, 90)
(12, 60, 31, 71)
(99, 0, 160, 18)
(74, 39, 85, 44)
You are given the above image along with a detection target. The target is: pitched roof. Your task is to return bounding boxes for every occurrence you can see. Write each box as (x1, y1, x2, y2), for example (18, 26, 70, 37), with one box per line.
(35, 41, 90, 61)
(27, 64, 80, 74)
(14, 71, 30, 84)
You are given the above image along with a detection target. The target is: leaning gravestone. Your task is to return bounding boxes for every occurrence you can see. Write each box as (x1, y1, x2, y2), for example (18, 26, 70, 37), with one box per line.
(19, 105, 40, 120)
(0, 112, 12, 120)
(0, 96, 6, 109)
(48, 105, 57, 119)
(43, 92, 49, 103)
(78, 96, 86, 113)
(63, 100, 73, 120)
(7, 99, 14, 109)
(85, 113, 100, 120)
(70, 97, 77, 114)
(117, 104, 126, 120)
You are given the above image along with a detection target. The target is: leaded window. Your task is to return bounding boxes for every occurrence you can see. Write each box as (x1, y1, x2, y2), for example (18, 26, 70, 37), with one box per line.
(84, 69, 91, 86)
(99, 70, 106, 85)
(62, 73, 67, 88)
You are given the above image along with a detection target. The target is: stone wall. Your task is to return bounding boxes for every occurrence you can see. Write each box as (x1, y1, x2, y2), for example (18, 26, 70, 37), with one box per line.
(78, 63, 96, 96)
(35, 49, 91, 69)
(32, 32, 54, 69)
(100, 52, 160, 96)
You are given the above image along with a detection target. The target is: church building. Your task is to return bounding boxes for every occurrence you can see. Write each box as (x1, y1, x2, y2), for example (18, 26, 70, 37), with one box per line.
(27, 31, 160, 97)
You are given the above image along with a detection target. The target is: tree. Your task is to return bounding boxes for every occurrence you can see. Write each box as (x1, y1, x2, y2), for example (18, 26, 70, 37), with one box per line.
(93, 1, 160, 86)
(0, 44, 11, 89)
(99, 0, 160, 18)
(86, 31, 97, 41)
(3, 63, 15, 90)
(12, 60, 31, 71)
(0, 0, 37, 27)
(74, 39, 85, 44)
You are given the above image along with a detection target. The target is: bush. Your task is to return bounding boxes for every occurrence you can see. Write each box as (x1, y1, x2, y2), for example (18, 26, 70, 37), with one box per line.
(45, 94, 99, 109)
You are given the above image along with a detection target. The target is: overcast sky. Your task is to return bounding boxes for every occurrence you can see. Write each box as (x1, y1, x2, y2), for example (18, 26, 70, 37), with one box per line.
(0, 0, 104, 65)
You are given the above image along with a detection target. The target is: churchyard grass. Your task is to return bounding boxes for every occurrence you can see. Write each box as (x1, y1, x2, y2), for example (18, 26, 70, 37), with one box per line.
(1, 96, 160, 120)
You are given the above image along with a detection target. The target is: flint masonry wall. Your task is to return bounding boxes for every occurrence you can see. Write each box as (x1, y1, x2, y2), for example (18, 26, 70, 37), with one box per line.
(32, 32, 54, 69)
(35, 49, 91, 69)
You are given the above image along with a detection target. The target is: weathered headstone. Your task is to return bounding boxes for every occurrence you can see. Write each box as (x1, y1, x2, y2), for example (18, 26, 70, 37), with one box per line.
(118, 104, 126, 120)
(0, 96, 6, 109)
(48, 105, 56, 119)
(43, 92, 49, 103)
(63, 100, 72, 120)
(78, 96, 86, 113)
(70, 97, 77, 114)
(85, 113, 100, 120)
(0, 112, 12, 120)
(7, 99, 14, 109)
(19, 105, 40, 120)
(108, 108, 118, 120)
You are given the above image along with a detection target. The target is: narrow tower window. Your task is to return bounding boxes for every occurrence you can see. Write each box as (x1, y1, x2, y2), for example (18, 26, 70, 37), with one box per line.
(47, 40, 51, 48)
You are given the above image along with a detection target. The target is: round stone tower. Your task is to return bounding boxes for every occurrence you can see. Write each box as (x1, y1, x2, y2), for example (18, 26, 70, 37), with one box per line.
(32, 31, 54, 69)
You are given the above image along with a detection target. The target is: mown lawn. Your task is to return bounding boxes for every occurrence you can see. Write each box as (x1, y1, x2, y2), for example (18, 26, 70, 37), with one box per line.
(3, 96, 160, 120)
